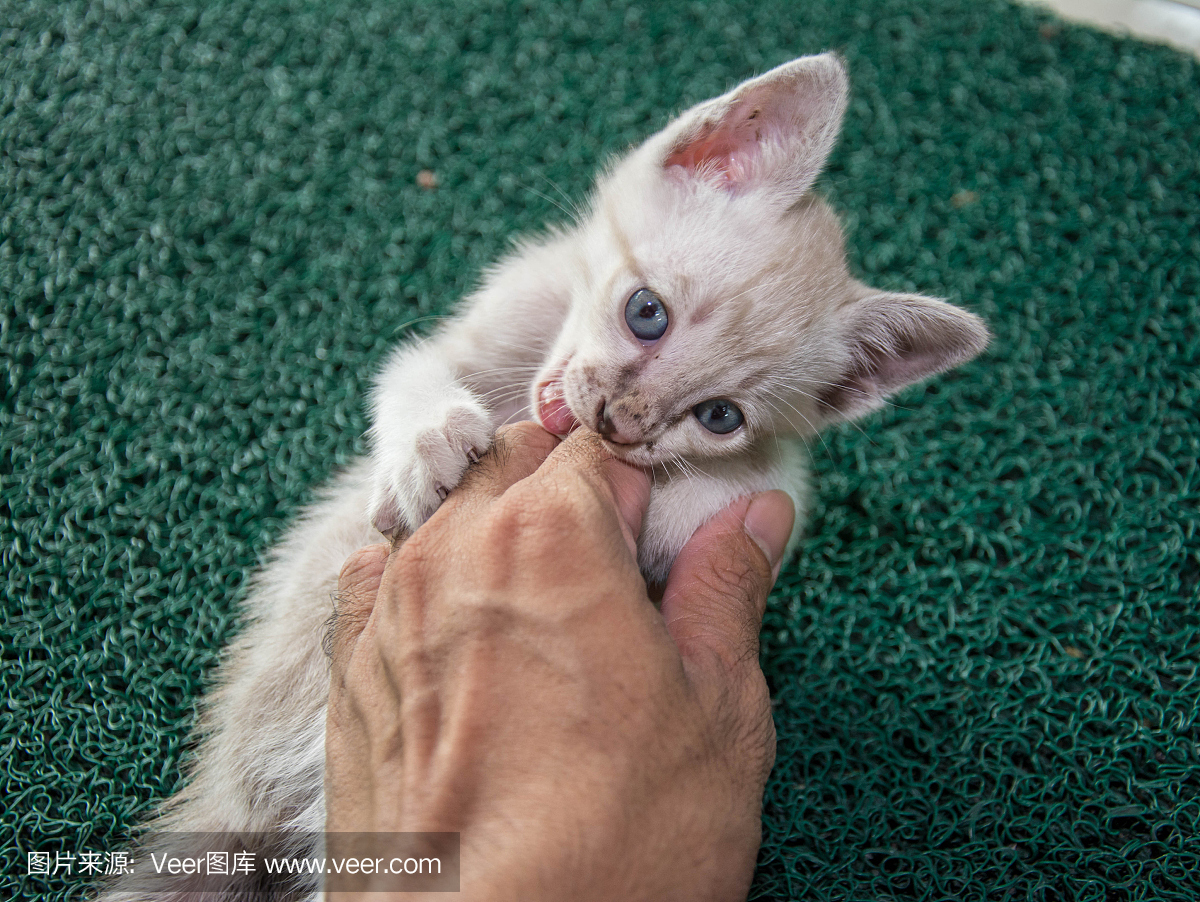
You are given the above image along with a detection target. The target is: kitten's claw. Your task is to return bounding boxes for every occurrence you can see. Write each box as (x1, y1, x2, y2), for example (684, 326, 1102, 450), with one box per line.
(371, 494, 403, 538)
(368, 396, 493, 535)
(374, 512, 399, 538)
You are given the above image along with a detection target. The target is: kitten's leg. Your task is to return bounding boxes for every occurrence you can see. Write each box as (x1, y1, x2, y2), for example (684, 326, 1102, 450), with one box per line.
(639, 439, 809, 585)
(367, 234, 581, 535)
(367, 343, 497, 535)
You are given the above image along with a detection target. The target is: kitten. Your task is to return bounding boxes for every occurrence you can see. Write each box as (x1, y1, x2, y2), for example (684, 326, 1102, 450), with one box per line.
(99, 53, 987, 900)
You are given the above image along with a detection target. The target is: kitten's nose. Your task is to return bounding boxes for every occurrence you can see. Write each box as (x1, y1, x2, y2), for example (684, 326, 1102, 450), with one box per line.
(595, 399, 636, 445)
(595, 399, 615, 436)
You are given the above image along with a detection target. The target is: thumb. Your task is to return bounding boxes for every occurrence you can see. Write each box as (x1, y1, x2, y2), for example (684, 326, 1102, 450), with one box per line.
(660, 491, 794, 673)
(326, 544, 390, 681)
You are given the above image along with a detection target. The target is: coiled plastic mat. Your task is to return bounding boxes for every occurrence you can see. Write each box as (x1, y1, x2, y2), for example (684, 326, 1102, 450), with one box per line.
(3, 1, 1197, 899)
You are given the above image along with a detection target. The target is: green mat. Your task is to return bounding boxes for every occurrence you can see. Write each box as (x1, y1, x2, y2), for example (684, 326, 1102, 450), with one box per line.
(3, 0, 1198, 899)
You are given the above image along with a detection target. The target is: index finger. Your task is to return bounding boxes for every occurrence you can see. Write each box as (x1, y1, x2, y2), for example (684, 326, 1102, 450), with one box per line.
(518, 429, 652, 553)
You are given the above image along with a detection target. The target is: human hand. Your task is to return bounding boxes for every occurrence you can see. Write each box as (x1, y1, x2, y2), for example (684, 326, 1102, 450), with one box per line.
(326, 423, 794, 901)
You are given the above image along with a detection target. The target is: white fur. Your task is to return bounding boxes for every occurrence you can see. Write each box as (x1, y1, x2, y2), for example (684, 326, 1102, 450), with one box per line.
(98, 54, 987, 900)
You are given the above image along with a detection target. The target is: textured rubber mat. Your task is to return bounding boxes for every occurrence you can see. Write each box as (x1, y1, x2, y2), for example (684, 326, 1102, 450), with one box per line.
(2, 1, 1198, 899)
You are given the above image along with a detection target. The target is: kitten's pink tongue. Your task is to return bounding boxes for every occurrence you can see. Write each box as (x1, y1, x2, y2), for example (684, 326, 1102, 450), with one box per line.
(537, 382, 578, 436)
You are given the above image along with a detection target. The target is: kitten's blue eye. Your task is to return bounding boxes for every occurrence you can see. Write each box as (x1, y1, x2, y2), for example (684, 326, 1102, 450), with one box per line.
(624, 288, 668, 341)
(693, 399, 744, 435)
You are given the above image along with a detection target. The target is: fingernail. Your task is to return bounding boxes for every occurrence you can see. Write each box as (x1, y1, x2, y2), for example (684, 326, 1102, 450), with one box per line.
(743, 491, 795, 580)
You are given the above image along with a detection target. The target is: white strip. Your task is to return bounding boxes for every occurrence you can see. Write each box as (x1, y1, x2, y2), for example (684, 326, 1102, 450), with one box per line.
(1019, 0, 1200, 57)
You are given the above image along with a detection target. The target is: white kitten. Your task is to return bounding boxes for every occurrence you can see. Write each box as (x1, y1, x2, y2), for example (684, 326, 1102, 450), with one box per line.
(99, 53, 987, 900)
(368, 52, 985, 581)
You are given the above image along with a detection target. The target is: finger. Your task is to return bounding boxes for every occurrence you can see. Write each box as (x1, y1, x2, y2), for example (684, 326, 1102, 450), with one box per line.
(442, 421, 561, 510)
(660, 491, 794, 674)
(527, 429, 652, 552)
(326, 544, 390, 678)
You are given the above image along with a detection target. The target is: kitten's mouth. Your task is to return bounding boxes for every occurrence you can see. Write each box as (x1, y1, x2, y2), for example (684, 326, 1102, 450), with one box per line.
(534, 367, 655, 464)
(535, 377, 580, 437)
(535, 379, 660, 466)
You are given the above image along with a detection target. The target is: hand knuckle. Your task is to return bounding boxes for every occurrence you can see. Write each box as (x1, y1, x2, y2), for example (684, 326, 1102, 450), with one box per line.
(494, 421, 558, 458)
(337, 545, 387, 587)
(391, 530, 440, 583)
(504, 478, 595, 539)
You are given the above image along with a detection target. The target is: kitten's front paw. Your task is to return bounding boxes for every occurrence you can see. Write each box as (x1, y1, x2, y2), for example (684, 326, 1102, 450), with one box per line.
(369, 401, 493, 536)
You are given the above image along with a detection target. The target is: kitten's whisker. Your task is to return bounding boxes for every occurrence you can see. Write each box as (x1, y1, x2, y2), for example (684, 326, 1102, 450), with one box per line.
(668, 452, 707, 516)
(719, 269, 812, 308)
(496, 405, 534, 428)
(759, 386, 831, 457)
(464, 363, 542, 376)
(463, 366, 543, 384)
(474, 393, 527, 409)
(533, 171, 585, 222)
(770, 375, 873, 397)
(457, 343, 549, 364)
(764, 372, 902, 419)
(516, 181, 580, 224)
(390, 313, 451, 336)
(760, 375, 881, 447)
(764, 422, 815, 472)
(668, 450, 705, 484)
(478, 335, 555, 356)
(787, 385, 880, 446)
(475, 380, 534, 393)
(475, 386, 537, 407)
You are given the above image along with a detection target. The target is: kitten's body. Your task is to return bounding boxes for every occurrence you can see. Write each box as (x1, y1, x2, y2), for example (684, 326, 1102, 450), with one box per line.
(100, 54, 987, 900)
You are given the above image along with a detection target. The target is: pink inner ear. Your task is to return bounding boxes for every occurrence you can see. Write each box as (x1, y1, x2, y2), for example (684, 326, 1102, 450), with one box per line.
(665, 123, 746, 180)
(664, 98, 769, 184)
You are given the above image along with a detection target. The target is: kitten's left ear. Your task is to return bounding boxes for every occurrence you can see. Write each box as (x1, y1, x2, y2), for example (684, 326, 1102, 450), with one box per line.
(817, 292, 990, 423)
(660, 53, 849, 202)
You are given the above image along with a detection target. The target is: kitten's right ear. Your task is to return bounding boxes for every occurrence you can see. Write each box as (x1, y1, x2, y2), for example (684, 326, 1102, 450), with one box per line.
(816, 292, 990, 423)
(659, 53, 849, 203)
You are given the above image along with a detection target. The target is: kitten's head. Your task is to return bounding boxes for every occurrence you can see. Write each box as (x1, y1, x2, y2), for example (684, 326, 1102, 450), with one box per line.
(534, 53, 988, 467)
